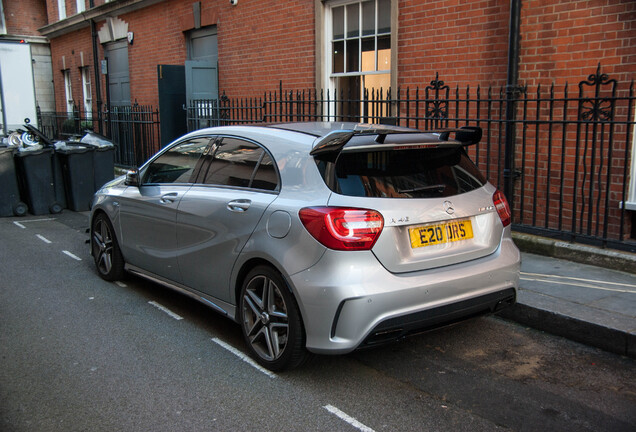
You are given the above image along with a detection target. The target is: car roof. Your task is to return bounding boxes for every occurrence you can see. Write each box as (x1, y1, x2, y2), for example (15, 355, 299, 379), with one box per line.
(267, 122, 415, 138)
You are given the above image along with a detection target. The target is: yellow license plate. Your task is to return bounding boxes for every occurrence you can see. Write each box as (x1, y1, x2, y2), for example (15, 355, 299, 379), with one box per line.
(409, 219, 474, 248)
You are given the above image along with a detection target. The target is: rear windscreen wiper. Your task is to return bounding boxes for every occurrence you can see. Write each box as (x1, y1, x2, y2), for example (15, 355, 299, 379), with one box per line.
(398, 184, 446, 194)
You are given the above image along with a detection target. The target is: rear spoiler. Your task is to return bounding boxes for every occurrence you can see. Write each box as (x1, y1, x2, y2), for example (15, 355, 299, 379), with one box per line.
(310, 126, 482, 158)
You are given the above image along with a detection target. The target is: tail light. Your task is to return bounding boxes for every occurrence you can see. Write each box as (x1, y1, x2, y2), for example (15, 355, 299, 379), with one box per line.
(299, 207, 384, 251)
(493, 190, 511, 227)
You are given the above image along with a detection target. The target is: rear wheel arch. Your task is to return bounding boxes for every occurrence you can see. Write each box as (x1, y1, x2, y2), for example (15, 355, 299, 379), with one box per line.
(237, 263, 310, 370)
(234, 258, 292, 306)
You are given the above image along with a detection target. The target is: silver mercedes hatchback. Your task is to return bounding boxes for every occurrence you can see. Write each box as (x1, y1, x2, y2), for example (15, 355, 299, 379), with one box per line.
(90, 122, 520, 371)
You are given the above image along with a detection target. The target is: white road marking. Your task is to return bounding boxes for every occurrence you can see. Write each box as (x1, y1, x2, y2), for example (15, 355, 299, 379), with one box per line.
(323, 405, 376, 432)
(36, 234, 52, 244)
(62, 250, 82, 261)
(211, 338, 277, 379)
(520, 272, 636, 294)
(115, 281, 127, 288)
(148, 301, 184, 320)
(13, 218, 57, 228)
(521, 272, 636, 288)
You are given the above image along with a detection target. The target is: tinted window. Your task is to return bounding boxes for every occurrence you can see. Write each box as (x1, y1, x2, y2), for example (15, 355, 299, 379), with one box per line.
(143, 138, 210, 184)
(198, 137, 279, 191)
(251, 153, 278, 191)
(321, 147, 486, 198)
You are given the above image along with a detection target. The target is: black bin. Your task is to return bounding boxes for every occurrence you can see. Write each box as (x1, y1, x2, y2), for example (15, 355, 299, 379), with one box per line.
(56, 144, 95, 212)
(14, 148, 62, 215)
(0, 147, 28, 216)
(92, 145, 115, 190)
(80, 131, 115, 190)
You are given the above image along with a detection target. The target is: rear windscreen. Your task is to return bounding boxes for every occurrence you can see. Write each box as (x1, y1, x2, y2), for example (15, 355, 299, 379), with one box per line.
(318, 147, 487, 198)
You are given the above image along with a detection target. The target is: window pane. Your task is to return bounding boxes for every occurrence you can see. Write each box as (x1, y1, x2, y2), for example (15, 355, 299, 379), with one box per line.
(333, 41, 344, 73)
(362, 1, 375, 36)
(377, 35, 391, 70)
(252, 153, 278, 191)
(346, 3, 359, 38)
(145, 138, 210, 184)
(346, 39, 359, 72)
(333, 6, 344, 39)
(202, 138, 262, 187)
(378, 0, 391, 34)
(361, 37, 375, 72)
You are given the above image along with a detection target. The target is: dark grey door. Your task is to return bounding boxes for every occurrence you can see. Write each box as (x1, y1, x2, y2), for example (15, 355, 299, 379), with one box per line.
(185, 60, 218, 101)
(158, 65, 186, 146)
(185, 27, 218, 104)
(104, 40, 130, 106)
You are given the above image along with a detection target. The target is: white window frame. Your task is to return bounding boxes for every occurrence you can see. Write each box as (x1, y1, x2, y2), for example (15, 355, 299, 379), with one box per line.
(76, 0, 85, 14)
(58, 0, 67, 20)
(63, 70, 73, 114)
(625, 110, 636, 210)
(324, 0, 391, 87)
(81, 68, 92, 119)
(323, 0, 393, 121)
(0, 1, 7, 35)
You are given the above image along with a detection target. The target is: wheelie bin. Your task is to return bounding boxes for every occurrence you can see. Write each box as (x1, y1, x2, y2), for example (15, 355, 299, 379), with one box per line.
(13, 147, 62, 215)
(56, 143, 95, 212)
(0, 147, 28, 216)
(80, 131, 115, 190)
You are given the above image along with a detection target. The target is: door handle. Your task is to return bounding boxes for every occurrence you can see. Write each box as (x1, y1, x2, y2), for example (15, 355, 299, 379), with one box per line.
(227, 199, 251, 212)
(160, 192, 178, 204)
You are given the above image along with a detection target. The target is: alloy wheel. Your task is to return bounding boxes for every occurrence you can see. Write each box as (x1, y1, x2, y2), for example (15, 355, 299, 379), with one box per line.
(93, 218, 114, 276)
(241, 275, 289, 362)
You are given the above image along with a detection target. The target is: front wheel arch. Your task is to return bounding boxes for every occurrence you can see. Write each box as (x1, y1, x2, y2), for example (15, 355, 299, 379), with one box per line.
(91, 211, 126, 281)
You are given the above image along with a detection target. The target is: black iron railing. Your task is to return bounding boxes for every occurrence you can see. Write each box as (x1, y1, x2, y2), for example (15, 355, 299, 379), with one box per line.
(186, 69, 635, 251)
(37, 104, 161, 167)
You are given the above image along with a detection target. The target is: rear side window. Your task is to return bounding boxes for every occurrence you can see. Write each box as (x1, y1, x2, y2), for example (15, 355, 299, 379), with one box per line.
(320, 147, 486, 198)
(196, 137, 279, 191)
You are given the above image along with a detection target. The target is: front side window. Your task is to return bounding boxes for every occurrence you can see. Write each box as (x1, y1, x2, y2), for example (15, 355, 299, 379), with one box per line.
(197, 137, 279, 191)
(143, 137, 211, 184)
(327, 0, 391, 121)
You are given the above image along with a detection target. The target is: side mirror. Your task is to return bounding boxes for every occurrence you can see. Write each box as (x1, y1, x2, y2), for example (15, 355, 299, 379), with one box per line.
(125, 169, 140, 186)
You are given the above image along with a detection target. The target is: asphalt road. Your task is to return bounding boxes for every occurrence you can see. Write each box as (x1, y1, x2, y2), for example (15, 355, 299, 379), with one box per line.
(1, 211, 634, 432)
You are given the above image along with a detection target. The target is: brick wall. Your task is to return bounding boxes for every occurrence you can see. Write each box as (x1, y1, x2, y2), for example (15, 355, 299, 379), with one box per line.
(217, 0, 315, 97)
(4, 0, 48, 36)
(519, 0, 635, 89)
(397, 0, 510, 89)
(49, 27, 96, 112)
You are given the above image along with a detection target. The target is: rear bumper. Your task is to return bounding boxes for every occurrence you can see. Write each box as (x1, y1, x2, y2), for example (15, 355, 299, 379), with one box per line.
(360, 287, 515, 347)
(290, 237, 520, 354)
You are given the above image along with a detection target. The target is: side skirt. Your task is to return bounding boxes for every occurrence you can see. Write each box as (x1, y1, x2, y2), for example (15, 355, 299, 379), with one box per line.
(125, 264, 237, 321)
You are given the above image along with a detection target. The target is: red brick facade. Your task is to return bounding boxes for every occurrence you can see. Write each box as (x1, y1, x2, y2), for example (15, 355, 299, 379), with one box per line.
(3, 0, 48, 36)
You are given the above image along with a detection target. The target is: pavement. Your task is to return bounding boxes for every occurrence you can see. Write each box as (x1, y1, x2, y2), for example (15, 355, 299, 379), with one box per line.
(500, 233, 636, 359)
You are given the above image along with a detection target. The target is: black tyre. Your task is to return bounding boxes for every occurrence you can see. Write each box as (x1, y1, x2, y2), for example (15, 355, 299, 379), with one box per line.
(239, 265, 309, 371)
(91, 213, 125, 281)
